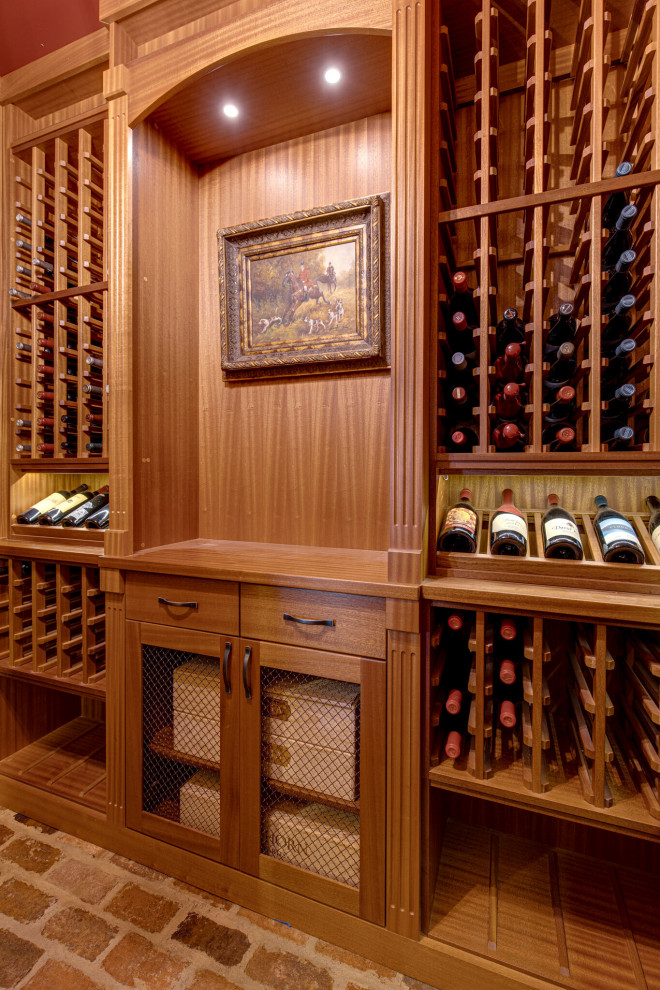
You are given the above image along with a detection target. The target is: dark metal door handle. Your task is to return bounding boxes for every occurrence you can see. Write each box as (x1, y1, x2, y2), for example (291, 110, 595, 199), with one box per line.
(157, 596, 198, 609)
(243, 645, 252, 699)
(283, 612, 335, 627)
(222, 641, 232, 695)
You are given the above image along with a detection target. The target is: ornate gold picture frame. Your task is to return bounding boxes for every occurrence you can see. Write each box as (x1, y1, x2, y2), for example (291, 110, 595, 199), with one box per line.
(218, 194, 390, 379)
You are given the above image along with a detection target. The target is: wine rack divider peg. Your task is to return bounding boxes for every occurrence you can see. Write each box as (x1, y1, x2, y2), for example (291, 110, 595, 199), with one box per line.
(9, 120, 107, 467)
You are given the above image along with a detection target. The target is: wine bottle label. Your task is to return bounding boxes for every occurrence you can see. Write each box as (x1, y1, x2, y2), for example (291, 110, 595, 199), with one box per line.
(651, 525, 660, 553)
(443, 506, 477, 537)
(544, 518, 581, 544)
(598, 517, 641, 548)
(492, 512, 527, 538)
(65, 505, 90, 525)
(57, 492, 89, 512)
(27, 492, 67, 514)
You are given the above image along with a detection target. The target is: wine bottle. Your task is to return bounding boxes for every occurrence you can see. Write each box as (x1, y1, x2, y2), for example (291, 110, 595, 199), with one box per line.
(499, 699, 517, 728)
(499, 618, 517, 642)
(601, 250, 636, 314)
(544, 385, 576, 425)
(449, 271, 479, 326)
(85, 355, 103, 369)
(493, 382, 523, 420)
(543, 341, 576, 392)
(602, 204, 637, 272)
(444, 730, 463, 760)
(546, 426, 577, 452)
(447, 611, 465, 631)
(445, 687, 464, 715)
(600, 294, 637, 351)
(448, 351, 475, 391)
(490, 488, 528, 556)
(544, 302, 577, 356)
(494, 342, 524, 384)
(85, 442, 103, 453)
(499, 659, 516, 685)
(496, 307, 526, 351)
(15, 444, 31, 452)
(491, 422, 526, 451)
(446, 386, 471, 417)
(593, 495, 644, 563)
(603, 425, 634, 450)
(602, 383, 636, 421)
(542, 494, 584, 560)
(86, 506, 109, 529)
(17, 484, 89, 524)
(82, 383, 103, 396)
(601, 339, 635, 399)
(62, 487, 109, 527)
(602, 161, 633, 229)
(15, 342, 31, 352)
(437, 489, 479, 553)
(449, 428, 479, 453)
(15, 419, 31, 428)
(447, 311, 476, 357)
(41, 488, 92, 525)
(646, 496, 660, 553)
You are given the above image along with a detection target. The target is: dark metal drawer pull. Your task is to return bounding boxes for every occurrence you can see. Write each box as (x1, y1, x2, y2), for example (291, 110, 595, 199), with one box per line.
(157, 596, 198, 609)
(243, 645, 252, 700)
(222, 641, 232, 695)
(283, 612, 335, 627)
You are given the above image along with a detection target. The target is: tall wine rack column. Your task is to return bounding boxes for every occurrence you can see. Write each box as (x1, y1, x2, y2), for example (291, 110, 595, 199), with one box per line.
(9, 117, 107, 466)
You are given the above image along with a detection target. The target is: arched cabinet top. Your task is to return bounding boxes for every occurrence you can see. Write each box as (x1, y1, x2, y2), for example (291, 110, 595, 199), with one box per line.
(120, 0, 392, 131)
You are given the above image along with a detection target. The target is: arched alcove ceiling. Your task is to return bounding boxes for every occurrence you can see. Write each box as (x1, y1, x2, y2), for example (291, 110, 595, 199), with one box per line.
(146, 33, 392, 165)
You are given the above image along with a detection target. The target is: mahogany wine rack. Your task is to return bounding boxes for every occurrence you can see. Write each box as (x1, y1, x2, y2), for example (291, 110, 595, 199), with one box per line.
(428, 606, 660, 839)
(435, 0, 660, 472)
(0, 557, 106, 696)
(10, 116, 107, 468)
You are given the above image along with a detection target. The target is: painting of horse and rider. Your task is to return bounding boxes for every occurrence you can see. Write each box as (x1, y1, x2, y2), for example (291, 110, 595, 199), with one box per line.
(218, 194, 389, 378)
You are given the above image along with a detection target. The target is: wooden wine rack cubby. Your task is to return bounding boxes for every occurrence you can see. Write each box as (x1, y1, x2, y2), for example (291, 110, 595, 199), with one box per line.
(9, 114, 107, 467)
(0, 556, 106, 696)
(435, 0, 660, 470)
(427, 603, 660, 839)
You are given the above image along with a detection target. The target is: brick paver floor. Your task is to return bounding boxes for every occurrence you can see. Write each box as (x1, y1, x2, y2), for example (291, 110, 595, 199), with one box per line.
(0, 806, 437, 990)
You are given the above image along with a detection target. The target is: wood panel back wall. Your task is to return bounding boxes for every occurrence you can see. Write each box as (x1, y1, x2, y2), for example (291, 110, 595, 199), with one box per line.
(198, 113, 392, 550)
(133, 121, 200, 551)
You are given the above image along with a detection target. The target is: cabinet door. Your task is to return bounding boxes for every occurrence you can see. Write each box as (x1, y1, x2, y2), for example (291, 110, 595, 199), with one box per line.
(125, 621, 240, 867)
(240, 639, 386, 925)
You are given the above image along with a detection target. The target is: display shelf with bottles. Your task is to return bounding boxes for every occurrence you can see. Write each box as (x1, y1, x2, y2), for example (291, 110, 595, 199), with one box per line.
(9, 117, 107, 467)
(6, 473, 110, 547)
(434, 0, 660, 473)
(426, 602, 660, 841)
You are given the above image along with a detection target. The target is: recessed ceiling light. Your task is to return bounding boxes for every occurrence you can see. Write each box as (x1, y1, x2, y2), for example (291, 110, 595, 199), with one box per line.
(223, 103, 239, 118)
(324, 67, 342, 85)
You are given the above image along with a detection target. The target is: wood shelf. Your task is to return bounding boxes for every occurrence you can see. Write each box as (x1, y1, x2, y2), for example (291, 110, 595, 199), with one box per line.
(0, 716, 106, 814)
(148, 725, 220, 774)
(264, 778, 360, 817)
(429, 819, 660, 990)
(10, 524, 104, 545)
(0, 659, 105, 699)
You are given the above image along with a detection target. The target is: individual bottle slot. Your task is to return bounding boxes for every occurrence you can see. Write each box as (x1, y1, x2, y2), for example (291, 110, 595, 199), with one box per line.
(498, 697, 517, 729)
(601, 383, 636, 421)
(593, 494, 644, 563)
(602, 425, 635, 450)
(495, 307, 526, 352)
(85, 441, 103, 453)
(544, 302, 577, 357)
(447, 311, 476, 357)
(544, 426, 577, 452)
(448, 428, 479, 453)
(543, 342, 577, 394)
(601, 162, 633, 230)
(494, 342, 525, 385)
(447, 351, 477, 394)
(446, 385, 472, 419)
(601, 251, 636, 314)
(499, 659, 516, 685)
(490, 488, 528, 556)
(542, 494, 584, 559)
(15, 444, 32, 453)
(602, 204, 637, 272)
(493, 382, 524, 421)
(544, 385, 576, 427)
(491, 421, 526, 451)
(437, 489, 479, 553)
(602, 294, 636, 350)
(601, 339, 636, 400)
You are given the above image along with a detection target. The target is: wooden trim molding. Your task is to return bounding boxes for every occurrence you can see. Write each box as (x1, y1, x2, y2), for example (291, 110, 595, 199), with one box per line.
(0, 30, 109, 105)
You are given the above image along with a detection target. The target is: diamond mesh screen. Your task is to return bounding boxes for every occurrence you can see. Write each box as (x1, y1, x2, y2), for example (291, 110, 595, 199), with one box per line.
(142, 645, 221, 838)
(260, 668, 361, 889)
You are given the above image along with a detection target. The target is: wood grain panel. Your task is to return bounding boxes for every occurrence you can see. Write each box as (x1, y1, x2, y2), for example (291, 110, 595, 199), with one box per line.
(387, 630, 421, 938)
(389, 0, 432, 584)
(0, 677, 80, 761)
(104, 588, 125, 823)
(131, 121, 199, 551)
(198, 115, 391, 551)
(125, 572, 239, 634)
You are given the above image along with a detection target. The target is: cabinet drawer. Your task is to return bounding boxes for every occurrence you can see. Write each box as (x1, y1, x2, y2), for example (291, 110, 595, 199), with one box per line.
(241, 585, 385, 658)
(125, 573, 239, 634)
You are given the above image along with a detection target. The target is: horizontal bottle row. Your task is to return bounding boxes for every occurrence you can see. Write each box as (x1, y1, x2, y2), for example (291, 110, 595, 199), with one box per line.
(15, 484, 109, 529)
(0, 557, 106, 690)
(11, 292, 106, 461)
(437, 0, 655, 212)
(428, 606, 660, 827)
(438, 488, 659, 565)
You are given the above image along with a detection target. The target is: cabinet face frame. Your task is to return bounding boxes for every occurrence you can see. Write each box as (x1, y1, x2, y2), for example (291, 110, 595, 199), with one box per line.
(125, 620, 241, 867)
(239, 638, 386, 925)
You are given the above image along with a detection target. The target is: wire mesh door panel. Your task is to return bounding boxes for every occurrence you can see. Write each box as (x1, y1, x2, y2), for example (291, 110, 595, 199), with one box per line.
(260, 666, 361, 889)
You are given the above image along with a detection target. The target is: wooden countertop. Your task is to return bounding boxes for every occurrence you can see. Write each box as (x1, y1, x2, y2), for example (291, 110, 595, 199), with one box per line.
(101, 538, 420, 599)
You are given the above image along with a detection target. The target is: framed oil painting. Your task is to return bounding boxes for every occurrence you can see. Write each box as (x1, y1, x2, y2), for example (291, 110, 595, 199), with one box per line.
(217, 194, 390, 379)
